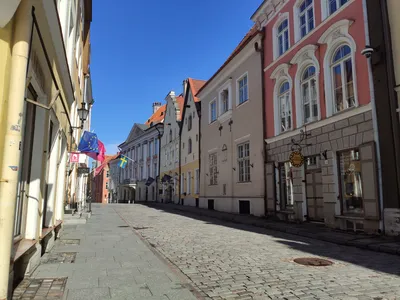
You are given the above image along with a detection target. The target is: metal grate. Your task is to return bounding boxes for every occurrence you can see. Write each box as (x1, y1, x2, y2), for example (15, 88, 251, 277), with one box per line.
(41, 252, 76, 264)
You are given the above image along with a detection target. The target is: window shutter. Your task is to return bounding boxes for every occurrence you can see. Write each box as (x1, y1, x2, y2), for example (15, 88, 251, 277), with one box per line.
(359, 142, 379, 220)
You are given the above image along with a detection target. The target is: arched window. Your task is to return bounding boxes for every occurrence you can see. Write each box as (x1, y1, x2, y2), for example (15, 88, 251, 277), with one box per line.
(277, 19, 289, 56)
(331, 45, 354, 113)
(169, 129, 172, 142)
(188, 138, 192, 154)
(279, 81, 291, 132)
(188, 115, 192, 131)
(299, 0, 314, 38)
(301, 66, 317, 124)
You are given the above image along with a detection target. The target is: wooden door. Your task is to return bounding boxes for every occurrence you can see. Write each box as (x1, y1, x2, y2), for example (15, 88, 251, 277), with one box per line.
(306, 169, 324, 221)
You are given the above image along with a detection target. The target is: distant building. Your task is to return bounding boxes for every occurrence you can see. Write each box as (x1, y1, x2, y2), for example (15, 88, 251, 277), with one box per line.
(179, 78, 206, 207)
(197, 26, 265, 216)
(159, 92, 184, 203)
(93, 155, 118, 204)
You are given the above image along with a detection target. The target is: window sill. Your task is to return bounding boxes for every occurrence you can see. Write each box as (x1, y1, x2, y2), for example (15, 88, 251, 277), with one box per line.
(218, 110, 232, 123)
(236, 99, 250, 109)
(237, 181, 252, 184)
(12, 239, 37, 264)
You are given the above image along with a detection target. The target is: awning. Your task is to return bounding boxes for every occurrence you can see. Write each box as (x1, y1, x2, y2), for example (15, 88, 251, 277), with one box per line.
(0, 0, 21, 28)
(145, 177, 155, 186)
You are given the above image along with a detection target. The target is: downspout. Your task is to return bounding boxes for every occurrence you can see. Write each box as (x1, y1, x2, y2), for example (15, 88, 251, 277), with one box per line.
(362, 0, 384, 232)
(198, 103, 201, 208)
(155, 125, 162, 203)
(179, 124, 182, 205)
(258, 28, 268, 217)
(0, 2, 32, 299)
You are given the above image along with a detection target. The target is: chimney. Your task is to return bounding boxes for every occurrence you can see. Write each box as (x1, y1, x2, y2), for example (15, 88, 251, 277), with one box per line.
(152, 102, 162, 114)
(182, 79, 188, 99)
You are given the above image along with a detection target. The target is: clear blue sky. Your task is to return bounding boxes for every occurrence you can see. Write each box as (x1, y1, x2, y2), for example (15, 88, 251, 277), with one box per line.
(91, 0, 262, 154)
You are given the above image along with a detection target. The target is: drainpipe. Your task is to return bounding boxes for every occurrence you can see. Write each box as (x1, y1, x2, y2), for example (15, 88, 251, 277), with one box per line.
(155, 125, 162, 203)
(0, 1, 32, 299)
(257, 28, 268, 217)
(362, 0, 384, 232)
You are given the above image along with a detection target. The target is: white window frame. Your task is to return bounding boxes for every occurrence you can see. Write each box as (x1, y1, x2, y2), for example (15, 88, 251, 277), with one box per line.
(318, 20, 358, 117)
(181, 173, 185, 193)
(271, 64, 293, 136)
(187, 171, 192, 195)
(218, 82, 232, 115)
(236, 72, 249, 106)
(278, 82, 292, 133)
(300, 66, 318, 124)
(209, 99, 217, 123)
(237, 142, 251, 182)
(195, 168, 200, 194)
(291, 45, 321, 127)
(272, 12, 290, 60)
(293, 0, 315, 42)
(330, 45, 355, 114)
(321, 0, 352, 21)
(209, 152, 218, 186)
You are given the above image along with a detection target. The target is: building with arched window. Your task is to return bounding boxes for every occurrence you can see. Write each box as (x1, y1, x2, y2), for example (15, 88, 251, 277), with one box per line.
(252, 0, 381, 233)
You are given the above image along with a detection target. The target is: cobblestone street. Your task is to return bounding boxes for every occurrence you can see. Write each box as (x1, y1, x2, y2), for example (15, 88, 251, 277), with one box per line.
(115, 204, 400, 300)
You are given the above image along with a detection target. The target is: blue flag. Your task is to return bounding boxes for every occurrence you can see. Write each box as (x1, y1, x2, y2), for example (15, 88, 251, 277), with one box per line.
(78, 131, 99, 153)
(119, 155, 128, 169)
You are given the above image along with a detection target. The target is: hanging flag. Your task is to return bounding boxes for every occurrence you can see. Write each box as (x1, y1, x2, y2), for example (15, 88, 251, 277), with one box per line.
(83, 139, 106, 163)
(78, 131, 99, 153)
(119, 155, 128, 168)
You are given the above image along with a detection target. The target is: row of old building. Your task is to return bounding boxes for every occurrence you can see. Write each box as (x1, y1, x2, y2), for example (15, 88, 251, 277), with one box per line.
(103, 0, 400, 237)
(0, 0, 94, 298)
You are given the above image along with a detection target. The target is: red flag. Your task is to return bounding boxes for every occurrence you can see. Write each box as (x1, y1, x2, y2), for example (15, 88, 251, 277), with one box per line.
(94, 162, 106, 177)
(86, 140, 106, 162)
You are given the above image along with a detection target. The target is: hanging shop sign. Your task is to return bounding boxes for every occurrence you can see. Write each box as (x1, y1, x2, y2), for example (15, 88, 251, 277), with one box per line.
(289, 151, 304, 168)
(78, 167, 90, 175)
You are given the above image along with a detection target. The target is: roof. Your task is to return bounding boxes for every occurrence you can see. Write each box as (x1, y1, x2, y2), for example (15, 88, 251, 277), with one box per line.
(145, 104, 166, 125)
(188, 78, 206, 102)
(176, 94, 184, 121)
(196, 25, 260, 96)
(136, 123, 149, 130)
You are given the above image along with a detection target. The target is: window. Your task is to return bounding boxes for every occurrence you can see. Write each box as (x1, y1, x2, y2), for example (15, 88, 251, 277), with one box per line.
(106, 170, 110, 178)
(187, 171, 192, 194)
(149, 141, 153, 157)
(181, 173, 185, 193)
(328, 0, 348, 15)
(331, 45, 355, 113)
(154, 138, 159, 155)
(196, 134, 198, 141)
(188, 138, 192, 154)
(220, 89, 229, 114)
(134, 167, 137, 179)
(238, 74, 248, 105)
(338, 149, 363, 215)
(147, 165, 150, 179)
(188, 115, 192, 131)
(141, 144, 144, 159)
(279, 81, 292, 132)
(209, 153, 218, 185)
(140, 166, 144, 179)
(238, 143, 250, 182)
(278, 162, 293, 209)
(277, 19, 289, 56)
(169, 129, 172, 142)
(299, 0, 314, 38)
(136, 146, 139, 160)
(106, 182, 109, 189)
(301, 66, 318, 123)
(210, 100, 217, 123)
(153, 162, 157, 178)
(195, 169, 200, 194)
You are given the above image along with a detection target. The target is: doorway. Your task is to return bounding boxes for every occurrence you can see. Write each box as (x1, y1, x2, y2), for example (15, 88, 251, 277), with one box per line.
(305, 158, 324, 221)
(239, 200, 250, 214)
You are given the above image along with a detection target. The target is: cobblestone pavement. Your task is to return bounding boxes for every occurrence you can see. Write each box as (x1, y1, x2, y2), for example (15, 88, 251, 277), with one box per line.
(114, 204, 400, 300)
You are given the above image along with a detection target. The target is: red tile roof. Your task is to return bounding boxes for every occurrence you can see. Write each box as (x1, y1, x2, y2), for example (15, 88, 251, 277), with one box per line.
(145, 104, 166, 125)
(196, 25, 260, 96)
(176, 94, 184, 121)
(188, 78, 206, 102)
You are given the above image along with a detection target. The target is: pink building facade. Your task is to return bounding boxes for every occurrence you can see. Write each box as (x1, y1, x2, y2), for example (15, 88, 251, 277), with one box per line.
(253, 0, 381, 232)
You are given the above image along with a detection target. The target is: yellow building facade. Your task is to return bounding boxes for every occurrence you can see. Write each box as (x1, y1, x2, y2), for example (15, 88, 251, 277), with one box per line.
(179, 78, 205, 206)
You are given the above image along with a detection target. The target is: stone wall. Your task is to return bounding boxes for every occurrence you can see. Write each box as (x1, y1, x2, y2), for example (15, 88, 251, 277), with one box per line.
(265, 110, 380, 232)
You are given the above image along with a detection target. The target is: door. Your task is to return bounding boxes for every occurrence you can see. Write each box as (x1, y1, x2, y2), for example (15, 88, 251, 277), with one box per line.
(145, 187, 148, 201)
(306, 169, 324, 221)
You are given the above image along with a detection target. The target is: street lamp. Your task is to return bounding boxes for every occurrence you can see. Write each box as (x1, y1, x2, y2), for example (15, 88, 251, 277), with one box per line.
(72, 102, 89, 130)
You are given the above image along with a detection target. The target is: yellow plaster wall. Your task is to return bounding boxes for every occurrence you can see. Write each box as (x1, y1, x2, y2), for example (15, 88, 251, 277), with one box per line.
(0, 19, 15, 175)
(180, 160, 199, 196)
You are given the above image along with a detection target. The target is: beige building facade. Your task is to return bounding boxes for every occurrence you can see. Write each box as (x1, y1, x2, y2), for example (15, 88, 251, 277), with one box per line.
(198, 27, 265, 216)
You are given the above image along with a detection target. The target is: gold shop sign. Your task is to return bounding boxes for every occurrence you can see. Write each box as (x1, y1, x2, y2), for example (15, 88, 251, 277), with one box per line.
(289, 151, 304, 168)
